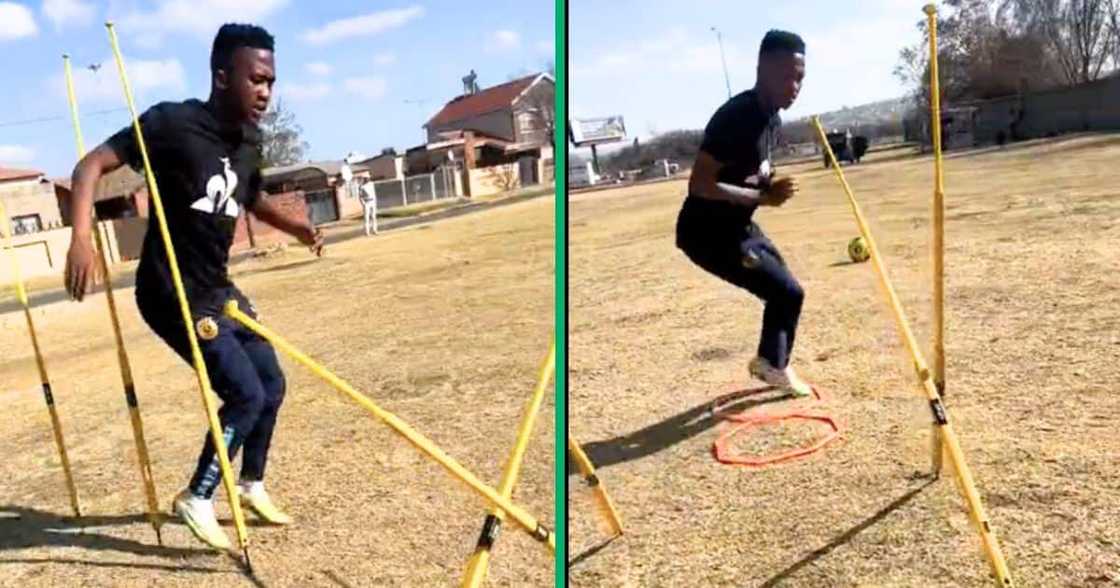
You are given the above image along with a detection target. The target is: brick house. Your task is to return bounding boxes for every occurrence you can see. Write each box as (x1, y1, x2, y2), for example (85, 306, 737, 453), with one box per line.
(1, 167, 63, 235)
(415, 72, 555, 196)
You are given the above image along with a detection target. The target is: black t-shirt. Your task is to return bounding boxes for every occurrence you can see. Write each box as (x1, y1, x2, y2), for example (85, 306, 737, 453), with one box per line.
(107, 99, 262, 316)
(679, 90, 780, 240)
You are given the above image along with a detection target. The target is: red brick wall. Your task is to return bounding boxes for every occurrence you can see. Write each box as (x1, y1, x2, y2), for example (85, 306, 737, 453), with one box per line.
(131, 188, 307, 253)
(232, 190, 308, 252)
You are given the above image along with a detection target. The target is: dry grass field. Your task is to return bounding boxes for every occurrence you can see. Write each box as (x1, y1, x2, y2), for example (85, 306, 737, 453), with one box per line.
(568, 135, 1120, 587)
(0, 195, 555, 587)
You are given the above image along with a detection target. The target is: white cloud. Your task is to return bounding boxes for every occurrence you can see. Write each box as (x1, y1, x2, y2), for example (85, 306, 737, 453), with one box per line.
(0, 145, 36, 165)
(343, 76, 387, 99)
(783, 10, 915, 120)
(280, 82, 331, 101)
(373, 51, 396, 66)
(306, 62, 332, 76)
(115, 0, 288, 48)
(535, 39, 553, 56)
(574, 28, 751, 80)
(487, 29, 520, 52)
(0, 2, 38, 41)
(302, 5, 423, 45)
(43, 0, 95, 30)
(48, 56, 187, 103)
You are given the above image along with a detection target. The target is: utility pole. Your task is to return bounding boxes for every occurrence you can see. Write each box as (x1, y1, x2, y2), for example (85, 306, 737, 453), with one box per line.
(711, 26, 732, 99)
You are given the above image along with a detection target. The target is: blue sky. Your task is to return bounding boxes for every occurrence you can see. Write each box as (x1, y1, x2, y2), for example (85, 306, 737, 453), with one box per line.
(0, 1, 555, 177)
(570, 0, 927, 153)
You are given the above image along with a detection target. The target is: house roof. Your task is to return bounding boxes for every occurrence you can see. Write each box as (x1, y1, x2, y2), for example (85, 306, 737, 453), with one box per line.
(425, 73, 551, 129)
(263, 160, 368, 178)
(261, 160, 370, 186)
(353, 152, 398, 166)
(53, 166, 147, 201)
(406, 130, 513, 156)
(0, 167, 43, 182)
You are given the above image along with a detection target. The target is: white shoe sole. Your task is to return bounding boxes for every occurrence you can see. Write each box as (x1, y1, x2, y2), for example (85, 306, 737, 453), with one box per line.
(174, 500, 231, 550)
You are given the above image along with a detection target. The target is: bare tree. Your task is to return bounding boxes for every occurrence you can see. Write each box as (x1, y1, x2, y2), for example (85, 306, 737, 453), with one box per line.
(259, 98, 309, 167)
(998, 0, 1116, 84)
(1108, 0, 1120, 70)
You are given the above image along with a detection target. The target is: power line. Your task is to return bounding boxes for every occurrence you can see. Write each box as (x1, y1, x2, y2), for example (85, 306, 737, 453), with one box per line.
(0, 106, 128, 128)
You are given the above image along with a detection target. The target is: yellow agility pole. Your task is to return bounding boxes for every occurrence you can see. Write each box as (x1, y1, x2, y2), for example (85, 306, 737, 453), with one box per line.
(105, 23, 252, 571)
(924, 3, 947, 476)
(0, 202, 82, 518)
(223, 301, 555, 551)
(568, 437, 622, 537)
(461, 340, 555, 588)
(812, 116, 1013, 587)
(63, 54, 164, 545)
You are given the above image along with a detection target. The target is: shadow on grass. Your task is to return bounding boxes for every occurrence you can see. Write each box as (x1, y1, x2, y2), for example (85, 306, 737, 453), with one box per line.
(0, 556, 225, 574)
(323, 569, 358, 587)
(759, 477, 938, 587)
(234, 257, 338, 279)
(570, 386, 794, 473)
(0, 505, 203, 558)
(0, 504, 273, 580)
(567, 533, 621, 570)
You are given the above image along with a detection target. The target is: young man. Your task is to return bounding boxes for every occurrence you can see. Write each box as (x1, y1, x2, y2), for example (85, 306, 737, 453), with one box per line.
(64, 23, 323, 549)
(676, 30, 812, 397)
(360, 178, 378, 236)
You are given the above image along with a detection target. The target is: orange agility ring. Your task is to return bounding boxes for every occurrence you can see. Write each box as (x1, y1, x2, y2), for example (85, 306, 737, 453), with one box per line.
(712, 386, 842, 467)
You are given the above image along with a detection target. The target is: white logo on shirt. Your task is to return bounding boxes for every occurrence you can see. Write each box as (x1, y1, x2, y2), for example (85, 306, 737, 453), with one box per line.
(190, 157, 240, 218)
(746, 159, 772, 187)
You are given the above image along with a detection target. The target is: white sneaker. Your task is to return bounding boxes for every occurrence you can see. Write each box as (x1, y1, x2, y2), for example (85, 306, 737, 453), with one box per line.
(783, 365, 815, 398)
(173, 490, 231, 550)
(238, 480, 294, 525)
(748, 356, 813, 398)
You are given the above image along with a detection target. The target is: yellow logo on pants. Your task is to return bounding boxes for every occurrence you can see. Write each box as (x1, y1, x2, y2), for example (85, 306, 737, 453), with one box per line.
(196, 317, 219, 341)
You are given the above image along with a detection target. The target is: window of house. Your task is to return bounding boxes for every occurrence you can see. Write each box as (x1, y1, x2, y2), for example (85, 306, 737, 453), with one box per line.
(518, 112, 542, 131)
(10, 214, 42, 236)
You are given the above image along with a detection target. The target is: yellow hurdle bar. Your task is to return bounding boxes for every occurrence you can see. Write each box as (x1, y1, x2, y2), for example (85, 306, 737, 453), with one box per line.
(223, 301, 555, 552)
(568, 437, 623, 537)
(461, 340, 556, 588)
(924, 3, 947, 475)
(811, 116, 1013, 587)
(0, 201, 82, 517)
(105, 22, 253, 571)
(63, 53, 163, 545)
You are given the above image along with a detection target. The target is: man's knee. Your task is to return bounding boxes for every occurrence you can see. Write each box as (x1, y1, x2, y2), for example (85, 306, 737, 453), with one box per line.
(230, 385, 266, 422)
(261, 368, 286, 410)
(780, 277, 805, 309)
(249, 346, 287, 409)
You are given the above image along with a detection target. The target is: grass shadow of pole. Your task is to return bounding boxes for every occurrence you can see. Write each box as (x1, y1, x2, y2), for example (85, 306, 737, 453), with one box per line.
(0, 556, 227, 574)
(0, 505, 205, 559)
(569, 386, 792, 472)
(567, 534, 621, 570)
(759, 478, 937, 587)
(323, 569, 357, 587)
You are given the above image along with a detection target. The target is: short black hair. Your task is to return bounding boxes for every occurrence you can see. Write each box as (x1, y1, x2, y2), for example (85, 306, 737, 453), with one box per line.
(210, 23, 274, 75)
(759, 30, 805, 58)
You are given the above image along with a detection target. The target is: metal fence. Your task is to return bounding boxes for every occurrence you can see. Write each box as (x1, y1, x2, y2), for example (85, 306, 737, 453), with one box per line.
(305, 188, 339, 225)
(369, 166, 458, 209)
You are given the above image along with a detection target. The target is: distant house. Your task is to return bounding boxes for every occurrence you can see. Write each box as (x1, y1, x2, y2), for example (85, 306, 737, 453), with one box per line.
(1, 167, 63, 235)
(414, 72, 555, 196)
(424, 72, 555, 148)
(260, 160, 371, 225)
(53, 166, 148, 226)
(351, 150, 404, 181)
